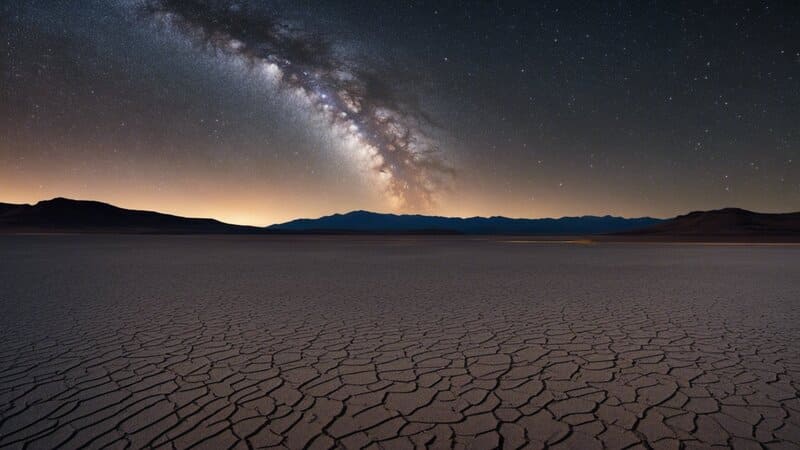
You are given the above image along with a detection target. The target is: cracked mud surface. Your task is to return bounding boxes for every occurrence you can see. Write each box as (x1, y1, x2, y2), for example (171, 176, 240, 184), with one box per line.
(1, 235, 799, 449)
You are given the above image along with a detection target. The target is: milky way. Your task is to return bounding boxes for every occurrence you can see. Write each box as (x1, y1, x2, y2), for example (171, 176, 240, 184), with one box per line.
(3, 1, 797, 221)
(139, 0, 453, 210)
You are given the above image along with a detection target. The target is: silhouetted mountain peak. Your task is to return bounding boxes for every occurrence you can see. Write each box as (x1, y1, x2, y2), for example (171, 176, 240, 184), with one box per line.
(683, 207, 751, 216)
(0, 198, 263, 234)
(624, 208, 800, 236)
(39, 197, 76, 204)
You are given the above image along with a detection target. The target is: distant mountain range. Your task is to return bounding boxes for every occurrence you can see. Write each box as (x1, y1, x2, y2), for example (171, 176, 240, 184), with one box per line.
(268, 210, 662, 235)
(1, 198, 798, 239)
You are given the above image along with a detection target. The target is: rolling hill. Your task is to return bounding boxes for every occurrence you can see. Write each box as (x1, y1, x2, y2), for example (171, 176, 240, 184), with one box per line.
(621, 208, 800, 237)
(0, 198, 263, 234)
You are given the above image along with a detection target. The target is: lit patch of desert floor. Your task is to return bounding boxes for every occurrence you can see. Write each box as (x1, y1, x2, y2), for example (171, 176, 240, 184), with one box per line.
(1, 236, 799, 449)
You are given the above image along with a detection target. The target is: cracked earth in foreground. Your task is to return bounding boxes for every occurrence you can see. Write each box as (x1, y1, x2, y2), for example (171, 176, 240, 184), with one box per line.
(1, 236, 799, 449)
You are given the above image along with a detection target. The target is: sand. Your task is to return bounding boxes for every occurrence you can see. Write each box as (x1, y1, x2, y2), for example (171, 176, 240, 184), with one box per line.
(0, 235, 799, 449)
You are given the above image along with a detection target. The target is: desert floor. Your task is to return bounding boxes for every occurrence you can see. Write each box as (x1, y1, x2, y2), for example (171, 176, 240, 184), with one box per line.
(0, 235, 798, 449)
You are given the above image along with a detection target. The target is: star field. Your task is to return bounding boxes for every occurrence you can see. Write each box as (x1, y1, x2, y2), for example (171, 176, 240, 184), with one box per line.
(1, 0, 798, 224)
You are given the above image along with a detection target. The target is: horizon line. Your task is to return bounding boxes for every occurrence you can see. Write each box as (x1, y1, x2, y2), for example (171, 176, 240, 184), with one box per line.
(6, 195, 800, 228)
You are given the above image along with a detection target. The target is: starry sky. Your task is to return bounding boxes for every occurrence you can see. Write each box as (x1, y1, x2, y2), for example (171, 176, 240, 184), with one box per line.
(1, 0, 798, 225)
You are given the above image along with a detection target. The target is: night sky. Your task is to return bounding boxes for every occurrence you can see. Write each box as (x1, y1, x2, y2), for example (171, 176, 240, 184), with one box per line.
(1, 1, 798, 225)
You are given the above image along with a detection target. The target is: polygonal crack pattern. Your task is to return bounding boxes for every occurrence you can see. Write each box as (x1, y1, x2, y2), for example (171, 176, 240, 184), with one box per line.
(1, 236, 799, 449)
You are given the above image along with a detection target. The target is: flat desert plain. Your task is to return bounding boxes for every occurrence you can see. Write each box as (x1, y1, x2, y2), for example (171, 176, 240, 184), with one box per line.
(0, 235, 799, 449)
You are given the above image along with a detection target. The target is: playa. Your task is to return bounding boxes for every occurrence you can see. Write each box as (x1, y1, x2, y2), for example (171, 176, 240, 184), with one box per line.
(1, 235, 798, 449)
